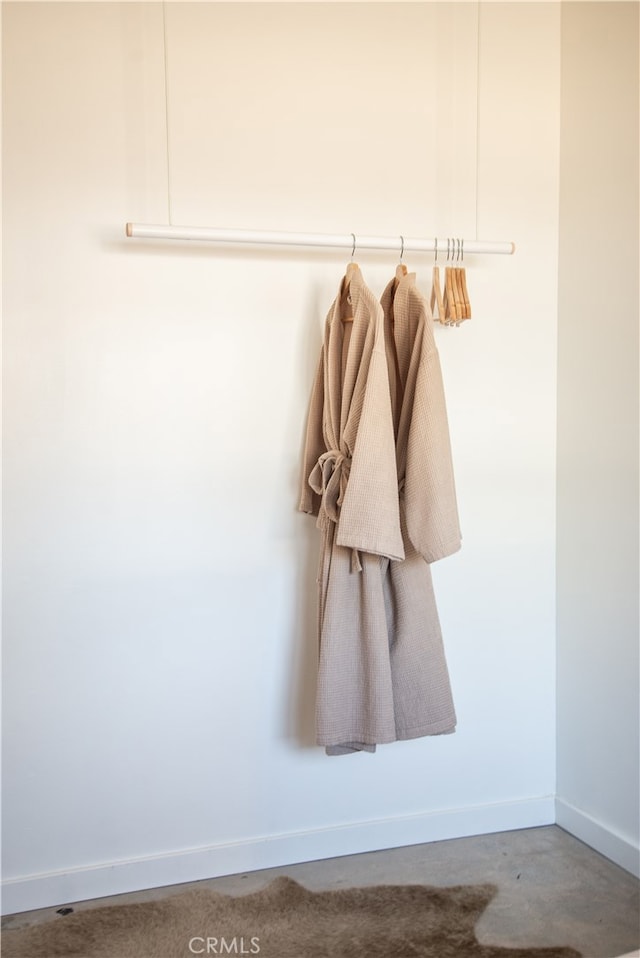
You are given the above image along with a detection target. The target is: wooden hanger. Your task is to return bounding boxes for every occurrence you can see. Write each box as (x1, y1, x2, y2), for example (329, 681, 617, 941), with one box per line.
(345, 262, 360, 281)
(430, 266, 445, 324)
(430, 240, 446, 325)
(451, 238, 471, 323)
(441, 238, 473, 325)
(442, 241, 458, 325)
(444, 267, 457, 324)
(342, 235, 359, 323)
(394, 236, 408, 285)
(458, 239, 471, 321)
(451, 269, 463, 323)
(387, 238, 410, 332)
(452, 240, 466, 323)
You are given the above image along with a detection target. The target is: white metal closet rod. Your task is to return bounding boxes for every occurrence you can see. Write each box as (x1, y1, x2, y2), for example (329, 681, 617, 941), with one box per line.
(125, 223, 515, 256)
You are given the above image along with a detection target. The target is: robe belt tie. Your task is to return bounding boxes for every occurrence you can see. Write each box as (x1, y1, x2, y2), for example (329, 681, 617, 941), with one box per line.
(309, 450, 362, 573)
(309, 450, 351, 524)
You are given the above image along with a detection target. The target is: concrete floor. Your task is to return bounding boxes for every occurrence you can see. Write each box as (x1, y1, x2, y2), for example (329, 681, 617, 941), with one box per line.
(2, 826, 639, 957)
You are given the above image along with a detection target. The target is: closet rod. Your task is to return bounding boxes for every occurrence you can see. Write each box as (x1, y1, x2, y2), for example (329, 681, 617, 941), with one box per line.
(125, 223, 515, 256)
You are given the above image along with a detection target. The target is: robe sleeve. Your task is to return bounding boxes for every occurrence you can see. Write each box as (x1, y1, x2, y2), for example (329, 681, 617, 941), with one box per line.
(404, 335, 462, 563)
(298, 347, 325, 517)
(336, 344, 405, 562)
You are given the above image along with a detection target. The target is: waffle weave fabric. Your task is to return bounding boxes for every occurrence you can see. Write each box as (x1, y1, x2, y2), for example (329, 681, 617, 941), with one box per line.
(299, 269, 460, 754)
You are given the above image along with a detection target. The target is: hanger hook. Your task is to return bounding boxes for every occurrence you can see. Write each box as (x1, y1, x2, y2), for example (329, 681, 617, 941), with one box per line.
(461, 238, 464, 263)
(446, 237, 451, 262)
(457, 238, 461, 263)
(434, 238, 438, 264)
(350, 233, 356, 262)
(399, 235, 405, 263)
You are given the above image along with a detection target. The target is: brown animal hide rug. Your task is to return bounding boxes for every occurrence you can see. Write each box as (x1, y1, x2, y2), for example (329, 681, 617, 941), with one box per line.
(2, 875, 582, 958)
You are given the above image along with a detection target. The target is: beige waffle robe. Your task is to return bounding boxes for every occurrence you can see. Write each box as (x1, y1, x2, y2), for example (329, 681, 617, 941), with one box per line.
(379, 269, 461, 734)
(299, 268, 460, 754)
(381, 270, 461, 560)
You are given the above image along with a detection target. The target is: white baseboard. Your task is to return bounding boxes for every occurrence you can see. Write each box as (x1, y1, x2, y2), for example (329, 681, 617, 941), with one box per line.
(555, 797, 640, 878)
(1, 795, 555, 916)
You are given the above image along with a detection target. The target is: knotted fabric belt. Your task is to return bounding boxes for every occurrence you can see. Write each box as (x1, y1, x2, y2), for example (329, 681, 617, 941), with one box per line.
(309, 450, 351, 524)
(309, 450, 362, 573)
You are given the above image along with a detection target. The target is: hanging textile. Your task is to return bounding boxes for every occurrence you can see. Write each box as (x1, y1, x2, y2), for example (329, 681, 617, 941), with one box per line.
(377, 269, 461, 740)
(299, 266, 461, 754)
(380, 270, 461, 563)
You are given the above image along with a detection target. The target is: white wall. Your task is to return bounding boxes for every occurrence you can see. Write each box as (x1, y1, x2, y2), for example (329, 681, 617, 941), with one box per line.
(556, 1, 640, 877)
(2, 2, 561, 913)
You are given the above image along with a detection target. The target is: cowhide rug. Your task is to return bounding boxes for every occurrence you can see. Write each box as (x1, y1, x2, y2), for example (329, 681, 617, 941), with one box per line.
(2, 875, 582, 958)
